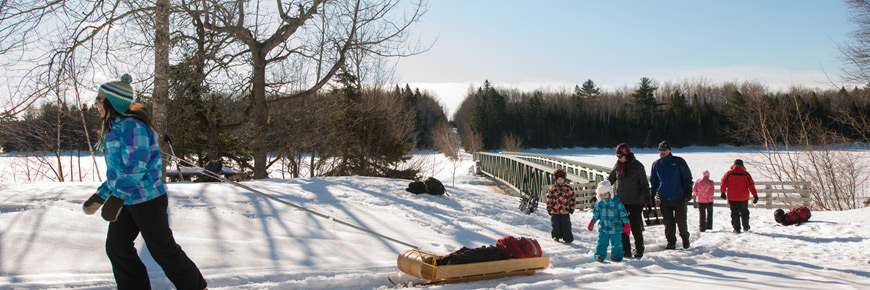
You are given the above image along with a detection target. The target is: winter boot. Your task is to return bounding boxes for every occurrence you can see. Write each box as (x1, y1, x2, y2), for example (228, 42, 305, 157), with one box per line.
(665, 243, 676, 250)
(595, 256, 604, 263)
(682, 239, 690, 249)
(611, 257, 621, 262)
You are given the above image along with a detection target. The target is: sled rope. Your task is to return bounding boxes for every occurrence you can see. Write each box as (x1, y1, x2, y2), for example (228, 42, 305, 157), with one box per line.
(161, 152, 419, 250)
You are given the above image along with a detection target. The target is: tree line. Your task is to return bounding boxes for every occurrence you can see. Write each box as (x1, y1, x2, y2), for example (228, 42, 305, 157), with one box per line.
(453, 78, 870, 151)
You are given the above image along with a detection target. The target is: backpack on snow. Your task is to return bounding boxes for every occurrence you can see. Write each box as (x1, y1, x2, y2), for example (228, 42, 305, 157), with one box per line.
(495, 236, 542, 258)
(774, 205, 811, 226)
(518, 190, 538, 214)
(405, 177, 445, 196)
(195, 160, 223, 183)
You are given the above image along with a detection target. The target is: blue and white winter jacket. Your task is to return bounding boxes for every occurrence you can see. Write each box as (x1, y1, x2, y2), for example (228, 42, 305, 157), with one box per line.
(650, 154, 693, 201)
(591, 198, 629, 234)
(96, 117, 167, 205)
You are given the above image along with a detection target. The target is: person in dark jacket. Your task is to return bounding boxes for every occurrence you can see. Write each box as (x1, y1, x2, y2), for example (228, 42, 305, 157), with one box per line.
(607, 143, 650, 258)
(649, 140, 693, 250)
(720, 159, 758, 233)
(547, 168, 576, 243)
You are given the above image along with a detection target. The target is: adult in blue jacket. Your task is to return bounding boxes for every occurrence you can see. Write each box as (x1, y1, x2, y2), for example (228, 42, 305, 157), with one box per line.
(82, 74, 208, 290)
(649, 140, 693, 250)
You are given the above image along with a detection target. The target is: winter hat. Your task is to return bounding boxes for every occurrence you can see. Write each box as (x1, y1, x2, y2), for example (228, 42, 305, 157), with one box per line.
(99, 74, 134, 114)
(596, 180, 612, 195)
(734, 159, 744, 167)
(553, 168, 567, 181)
(658, 140, 671, 150)
(703, 170, 710, 178)
(615, 143, 631, 156)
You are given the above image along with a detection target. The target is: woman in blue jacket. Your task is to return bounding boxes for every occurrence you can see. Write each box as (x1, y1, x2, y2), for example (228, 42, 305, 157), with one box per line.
(82, 74, 207, 290)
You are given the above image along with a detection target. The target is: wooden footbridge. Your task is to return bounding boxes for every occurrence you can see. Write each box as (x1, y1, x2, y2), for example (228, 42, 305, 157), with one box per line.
(475, 151, 812, 210)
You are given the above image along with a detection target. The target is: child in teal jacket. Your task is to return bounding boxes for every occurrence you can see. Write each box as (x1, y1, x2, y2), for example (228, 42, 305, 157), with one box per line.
(588, 180, 631, 262)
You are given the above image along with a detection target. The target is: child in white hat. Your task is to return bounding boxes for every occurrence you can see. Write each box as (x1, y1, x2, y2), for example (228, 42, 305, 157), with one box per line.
(588, 180, 630, 262)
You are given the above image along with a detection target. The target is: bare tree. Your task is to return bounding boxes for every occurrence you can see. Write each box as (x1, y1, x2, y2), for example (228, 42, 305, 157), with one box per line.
(462, 124, 483, 155)
(735, 94, 867, 210)
(841, 0, 870, 84)
(196, 0, 428, 179)
(501, 132, 523, 152)
(433, 119, 461, 185)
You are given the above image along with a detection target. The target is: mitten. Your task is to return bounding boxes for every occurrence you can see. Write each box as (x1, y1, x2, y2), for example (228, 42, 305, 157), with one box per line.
(587, 221, 595, 231)
(622, 223, 631, 235)
(82, 193, 106, 215)
(720, 193, 727, 200)
(101, 195, 124, 222)
(753, 195, 759, 204)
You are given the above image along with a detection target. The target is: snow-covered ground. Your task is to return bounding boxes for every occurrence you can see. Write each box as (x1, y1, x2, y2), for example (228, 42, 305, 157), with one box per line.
(1, 148, 869, 289)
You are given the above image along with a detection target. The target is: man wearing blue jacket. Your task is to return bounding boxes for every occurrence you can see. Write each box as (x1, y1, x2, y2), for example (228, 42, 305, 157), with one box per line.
(650, 140, 693, 250)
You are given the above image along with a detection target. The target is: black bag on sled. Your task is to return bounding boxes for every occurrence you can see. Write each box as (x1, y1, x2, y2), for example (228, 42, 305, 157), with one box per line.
(433, 246, 509, 266)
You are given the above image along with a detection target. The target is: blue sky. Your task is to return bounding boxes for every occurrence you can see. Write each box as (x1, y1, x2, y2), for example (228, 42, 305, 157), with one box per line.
(394, 0, 855, 115)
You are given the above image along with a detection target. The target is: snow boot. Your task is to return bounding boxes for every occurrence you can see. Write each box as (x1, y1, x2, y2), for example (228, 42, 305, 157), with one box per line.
(682, 239, 690, 249)
(82, 194, 106, 215)
(101, 196, 124, 222)
(665, 243, 676, 250)
(595, 256, 604, 263)
(611, 257, 621, 262)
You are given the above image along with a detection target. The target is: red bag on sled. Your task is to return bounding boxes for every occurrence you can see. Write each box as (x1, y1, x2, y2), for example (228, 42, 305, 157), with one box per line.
(496, 236, 542, 258)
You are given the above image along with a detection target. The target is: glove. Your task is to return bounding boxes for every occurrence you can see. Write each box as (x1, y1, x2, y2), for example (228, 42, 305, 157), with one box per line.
(720, 193, 727, 200)
(753, 195, 758, 204)
(623, 223, 631, 235)
(82, 193, 106, 215)
(587, 221, 595, 231)
(101, 195, 125, 222)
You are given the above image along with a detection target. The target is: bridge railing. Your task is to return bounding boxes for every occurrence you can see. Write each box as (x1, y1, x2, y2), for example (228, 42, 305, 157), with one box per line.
(499, 151, 612, 182)
(477, 151, 813, 210)
(476, 152, 595, 196)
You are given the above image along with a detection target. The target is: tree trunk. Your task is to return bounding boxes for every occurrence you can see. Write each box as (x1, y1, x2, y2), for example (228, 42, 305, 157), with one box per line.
(252, 48, 269, 179)
(153, 0, 170, 178)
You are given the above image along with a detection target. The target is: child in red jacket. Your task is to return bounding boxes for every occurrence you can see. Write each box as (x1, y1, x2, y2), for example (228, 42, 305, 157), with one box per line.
(720, 159, 758, 233)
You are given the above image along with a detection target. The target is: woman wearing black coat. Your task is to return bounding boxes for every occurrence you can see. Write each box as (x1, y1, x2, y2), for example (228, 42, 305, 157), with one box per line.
(607, 143, 650, 258)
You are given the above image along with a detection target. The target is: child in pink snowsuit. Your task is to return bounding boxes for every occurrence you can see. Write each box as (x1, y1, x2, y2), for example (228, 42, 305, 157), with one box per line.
(693, 170, 715, 231)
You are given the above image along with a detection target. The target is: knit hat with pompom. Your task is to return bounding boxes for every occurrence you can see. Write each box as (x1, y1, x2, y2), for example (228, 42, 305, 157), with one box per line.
(99, 74, 134, 114)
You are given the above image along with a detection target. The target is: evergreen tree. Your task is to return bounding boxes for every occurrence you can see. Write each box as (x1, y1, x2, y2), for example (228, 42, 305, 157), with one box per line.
(322, 68, 417, 179)
(471, 80, 506, 150)
(575, 79, 601, 98)
(630, 77, 658, 146)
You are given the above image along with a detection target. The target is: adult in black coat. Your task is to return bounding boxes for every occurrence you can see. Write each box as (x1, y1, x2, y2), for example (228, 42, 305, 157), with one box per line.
(607, 143, 650, 258)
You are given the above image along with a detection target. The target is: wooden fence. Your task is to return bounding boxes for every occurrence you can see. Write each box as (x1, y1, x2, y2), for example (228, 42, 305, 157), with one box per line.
(531, 180, 812, 211)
